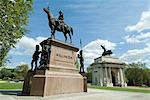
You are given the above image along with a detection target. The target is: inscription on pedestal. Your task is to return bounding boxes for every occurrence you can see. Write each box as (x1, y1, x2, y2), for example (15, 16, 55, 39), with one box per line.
(55, 53, 73, 63)
(50, 45, 76, 68)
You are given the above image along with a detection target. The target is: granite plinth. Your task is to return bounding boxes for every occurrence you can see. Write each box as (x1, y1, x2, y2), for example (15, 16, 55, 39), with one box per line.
(22, 70, 35, 95)
(79, 72, 87, 92)
(30, 70, 84, 96)
(25, 38, 85, 96)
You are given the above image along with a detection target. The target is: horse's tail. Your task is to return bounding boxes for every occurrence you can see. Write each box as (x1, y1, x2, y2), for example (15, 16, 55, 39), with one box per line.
(71, 27, 73, 35)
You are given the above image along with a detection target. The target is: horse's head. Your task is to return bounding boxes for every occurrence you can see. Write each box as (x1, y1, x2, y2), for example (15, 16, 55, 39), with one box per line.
(43, 7, 54, 19)
(43, 7, 57, 29)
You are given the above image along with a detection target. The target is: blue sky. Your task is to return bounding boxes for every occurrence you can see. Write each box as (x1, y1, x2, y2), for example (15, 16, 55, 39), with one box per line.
(7, 0, 150, 68)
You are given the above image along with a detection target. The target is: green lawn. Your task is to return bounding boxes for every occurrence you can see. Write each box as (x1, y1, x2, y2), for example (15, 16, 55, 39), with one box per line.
(89, 85, 150, 93)
(0, 80, 8, 83)
(0, 82, 23, 89)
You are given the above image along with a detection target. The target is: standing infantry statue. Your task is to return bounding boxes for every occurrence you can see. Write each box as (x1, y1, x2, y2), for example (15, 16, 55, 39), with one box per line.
(78, 50, 85, 73)
(31, 45, 41, 71)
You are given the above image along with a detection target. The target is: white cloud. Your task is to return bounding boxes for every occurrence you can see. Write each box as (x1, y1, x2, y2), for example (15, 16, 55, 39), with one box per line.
(124, 32, 150, 44)
(120, 45, 150, 67)
(125, 10, 150, 32)
(123, 10, 150, 67)
(65, 4, 97, 10)
(82, 39, 116, 68)
(19, 61, 27, 65)
(124, 35, 140, 44)
(119, 42, 125, 45)
(9, 36, 47, 56)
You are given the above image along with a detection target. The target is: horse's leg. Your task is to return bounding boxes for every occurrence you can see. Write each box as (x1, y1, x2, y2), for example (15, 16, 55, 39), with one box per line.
(51, 30, 53, 38)
(52, 29, 55, 39)
(51, 31, 54, 39)
(64, 33, 67, 42)
(51, 26, 55, 39)
(68, 32, 72, 43)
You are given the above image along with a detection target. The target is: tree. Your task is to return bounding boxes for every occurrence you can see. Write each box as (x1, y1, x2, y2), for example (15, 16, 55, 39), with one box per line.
(0, 68, 12, 79)
(125, 62, 150, 86)
(0, 0, 33, 66)
(86, 65, 92, 83)
(0, 64, 29, 80)
(15, 64, 29, 79)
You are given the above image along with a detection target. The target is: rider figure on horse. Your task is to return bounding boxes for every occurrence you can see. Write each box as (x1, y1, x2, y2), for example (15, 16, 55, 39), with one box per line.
(58, 10, 64, 22)
(43, 7, 73, 43)
(57, 10, 65, 32)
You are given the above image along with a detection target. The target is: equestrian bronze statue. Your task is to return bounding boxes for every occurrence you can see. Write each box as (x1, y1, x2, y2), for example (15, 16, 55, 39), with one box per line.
(43, 7, 73, 43)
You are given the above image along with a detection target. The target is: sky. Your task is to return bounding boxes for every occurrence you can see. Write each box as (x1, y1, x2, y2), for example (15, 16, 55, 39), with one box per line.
(7, 0, 150, 68)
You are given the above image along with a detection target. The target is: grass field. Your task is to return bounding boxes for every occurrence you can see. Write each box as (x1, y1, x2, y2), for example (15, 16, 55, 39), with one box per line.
(0, 80, 8, 83)
(89, 85, 150, 93)
(0, 81, 23, 89)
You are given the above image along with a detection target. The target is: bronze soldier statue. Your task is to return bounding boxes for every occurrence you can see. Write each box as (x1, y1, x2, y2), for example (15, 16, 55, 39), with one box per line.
(78, 50, 85, 73)
(31, 45, 41, 71)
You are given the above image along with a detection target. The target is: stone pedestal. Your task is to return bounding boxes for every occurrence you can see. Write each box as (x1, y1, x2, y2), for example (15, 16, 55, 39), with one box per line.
(30, 70, 84, 96)
(79, 72, 87, 92)
(25, 38, 85, 96)
(22, 70, 35, 95)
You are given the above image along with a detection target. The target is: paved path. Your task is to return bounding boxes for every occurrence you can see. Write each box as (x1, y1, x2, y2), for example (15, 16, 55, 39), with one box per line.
(0, 88, 149, 100)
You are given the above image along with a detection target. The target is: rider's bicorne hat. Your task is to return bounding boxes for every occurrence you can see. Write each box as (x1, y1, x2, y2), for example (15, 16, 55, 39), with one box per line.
(59, 10, 63, 14)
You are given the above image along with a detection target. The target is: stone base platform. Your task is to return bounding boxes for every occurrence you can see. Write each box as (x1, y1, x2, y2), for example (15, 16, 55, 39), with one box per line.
(22, 38, 86, 96)
(22, 70, 35, 95)
(30, 70, 84, 96)
(79, 72, 87, 92)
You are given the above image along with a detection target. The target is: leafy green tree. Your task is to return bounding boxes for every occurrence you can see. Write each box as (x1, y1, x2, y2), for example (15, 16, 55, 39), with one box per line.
(0, 68, 12, 79)
(0, 64, 29, 80)
(15, 64, 29, 79)
(125, 62, 150, 86)
(0, 0, 33, 66)
(86, 65, 92, 83)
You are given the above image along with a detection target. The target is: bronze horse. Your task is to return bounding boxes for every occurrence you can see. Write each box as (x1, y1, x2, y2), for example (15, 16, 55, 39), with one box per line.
(43, 8, 73, 43)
